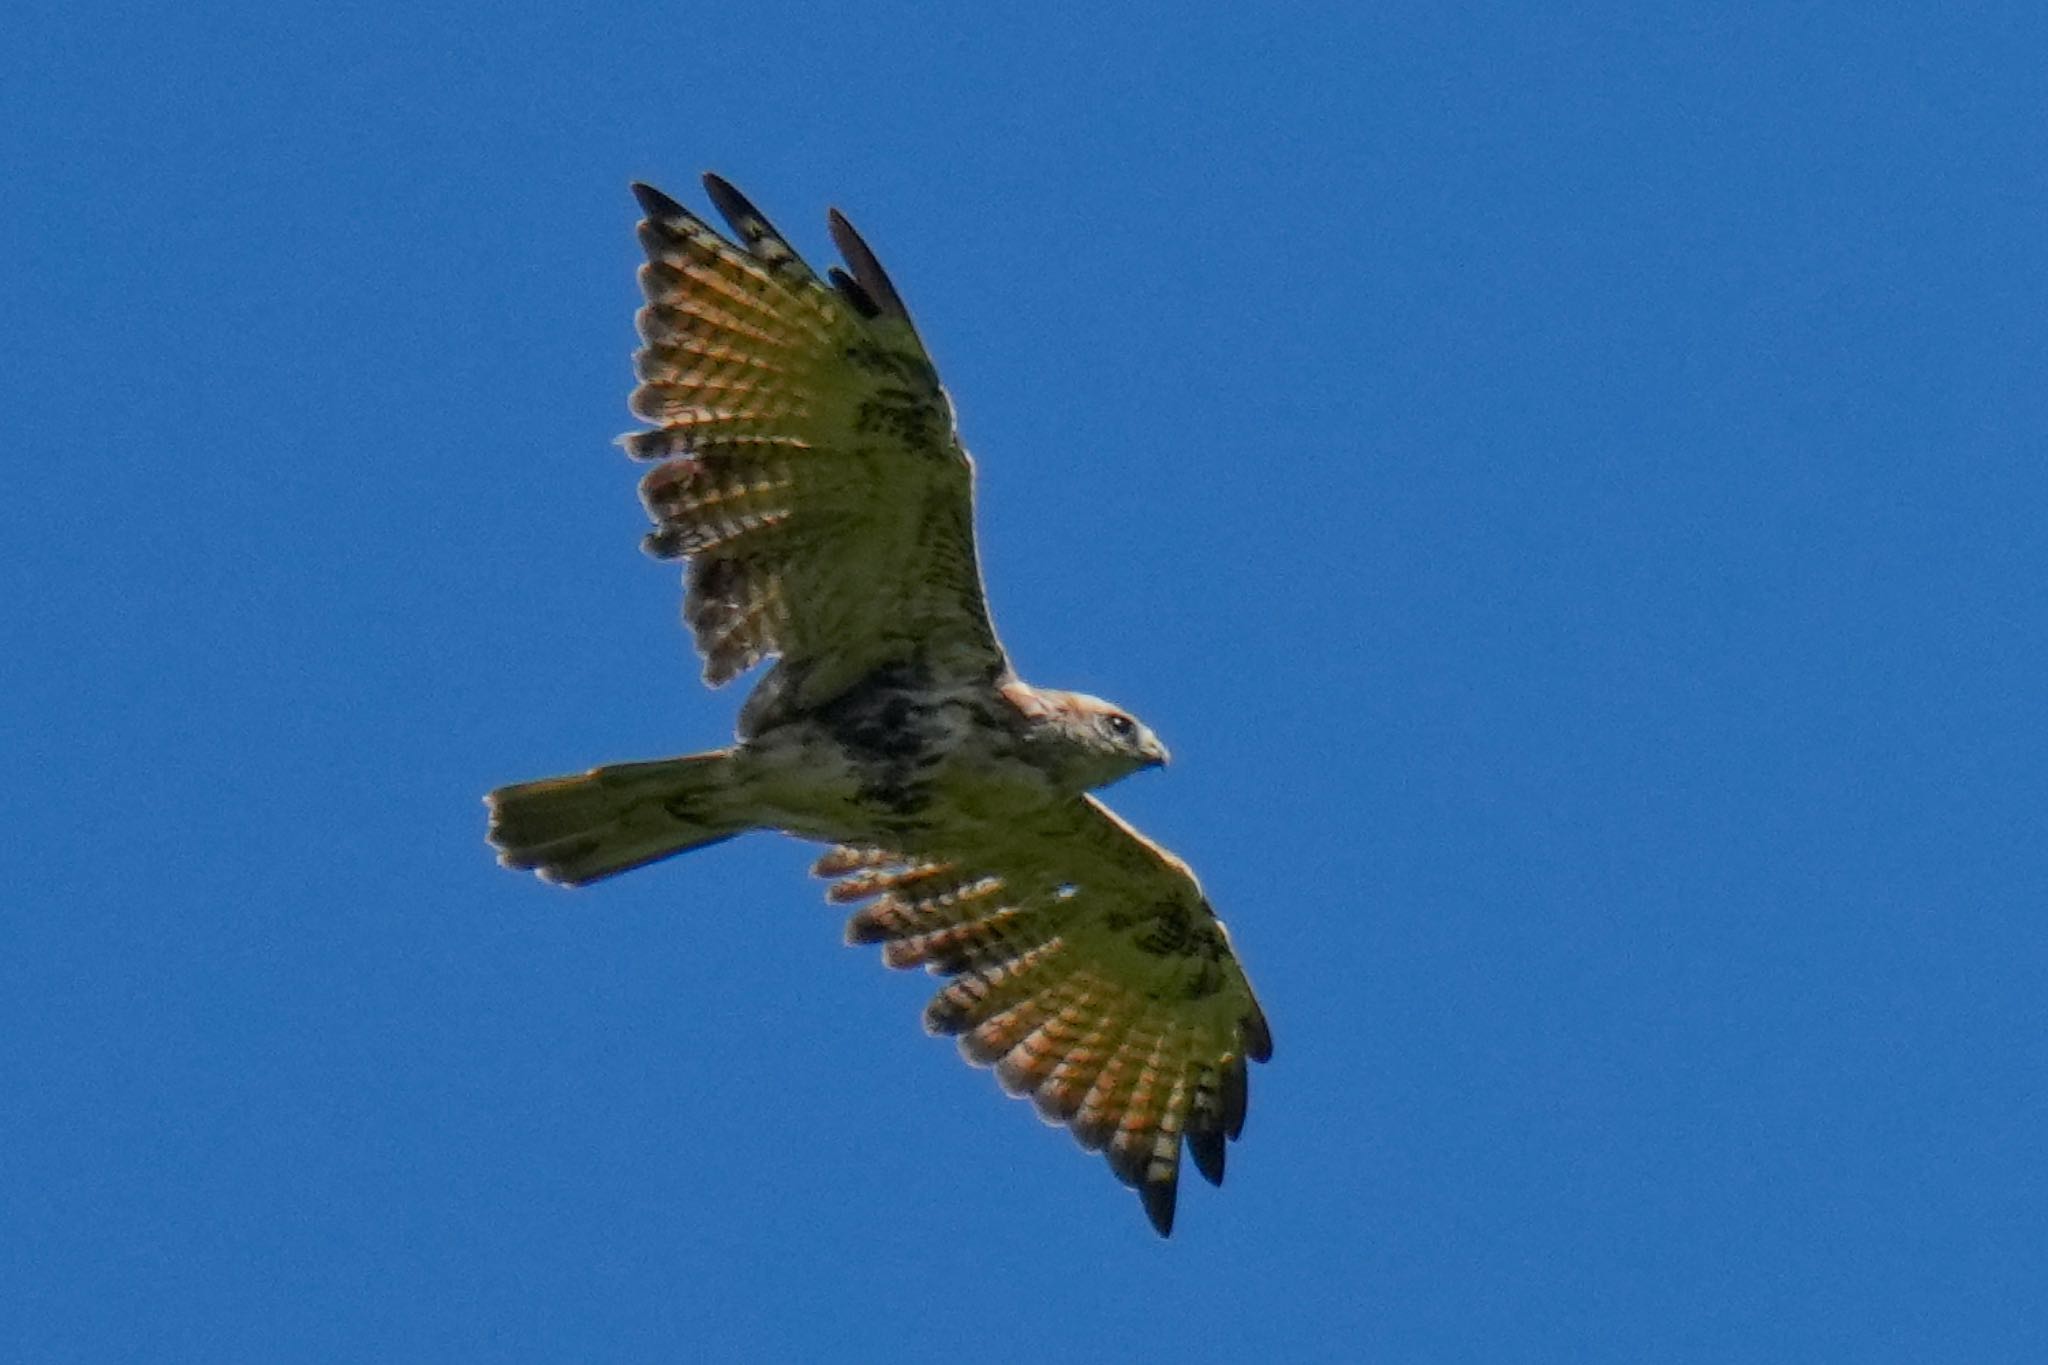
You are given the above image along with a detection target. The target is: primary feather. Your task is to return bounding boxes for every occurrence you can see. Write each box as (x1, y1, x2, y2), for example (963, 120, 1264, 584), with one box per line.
(487, 176, 1271, 1237)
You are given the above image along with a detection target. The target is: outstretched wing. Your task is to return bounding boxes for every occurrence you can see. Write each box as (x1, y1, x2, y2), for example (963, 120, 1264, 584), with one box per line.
(625, 177, 1007, 721)
(813, 799, 1273, 1236)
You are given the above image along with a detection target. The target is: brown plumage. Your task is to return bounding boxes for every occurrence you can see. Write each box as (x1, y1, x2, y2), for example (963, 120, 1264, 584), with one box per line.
(486, 175, 1270, 1237)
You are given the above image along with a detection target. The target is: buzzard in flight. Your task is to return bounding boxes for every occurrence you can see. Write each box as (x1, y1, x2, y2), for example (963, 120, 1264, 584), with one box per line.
(486, 176, 1272, 1235)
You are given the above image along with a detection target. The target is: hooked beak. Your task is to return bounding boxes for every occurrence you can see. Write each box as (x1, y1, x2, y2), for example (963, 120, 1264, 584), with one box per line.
(1144, 737, 1172, 768)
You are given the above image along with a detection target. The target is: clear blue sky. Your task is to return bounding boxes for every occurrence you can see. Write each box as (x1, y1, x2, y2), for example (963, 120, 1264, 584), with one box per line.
(5, 3, 2044, 1360)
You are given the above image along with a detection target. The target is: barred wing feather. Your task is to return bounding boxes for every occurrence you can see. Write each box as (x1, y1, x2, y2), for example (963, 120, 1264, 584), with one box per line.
(626, 177, 1007, 716)
(813, 797, 1272, 1236)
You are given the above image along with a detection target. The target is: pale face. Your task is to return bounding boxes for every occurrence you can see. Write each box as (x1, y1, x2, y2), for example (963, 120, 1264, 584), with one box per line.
(1035, 689, 1170, 791)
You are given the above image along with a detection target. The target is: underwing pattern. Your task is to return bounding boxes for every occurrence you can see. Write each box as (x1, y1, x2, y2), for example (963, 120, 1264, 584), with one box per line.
(626, 178, 1001, 707)
(812, 798, 1272, 1234)
(486, 175, 1271, 1237)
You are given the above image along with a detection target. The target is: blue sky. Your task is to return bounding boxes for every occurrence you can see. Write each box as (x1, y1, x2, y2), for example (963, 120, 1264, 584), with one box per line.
(5, 2, 2045, 1360)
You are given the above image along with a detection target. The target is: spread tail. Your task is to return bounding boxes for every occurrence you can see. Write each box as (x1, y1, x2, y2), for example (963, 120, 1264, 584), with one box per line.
(485, 749, 755, 886)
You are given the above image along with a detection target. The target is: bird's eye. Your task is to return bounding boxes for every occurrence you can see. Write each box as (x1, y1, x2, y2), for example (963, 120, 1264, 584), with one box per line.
(1104, 714, 1136, 740)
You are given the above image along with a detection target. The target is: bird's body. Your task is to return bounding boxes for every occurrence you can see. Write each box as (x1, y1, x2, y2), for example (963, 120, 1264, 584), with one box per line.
(487, 176, 1269, 1236)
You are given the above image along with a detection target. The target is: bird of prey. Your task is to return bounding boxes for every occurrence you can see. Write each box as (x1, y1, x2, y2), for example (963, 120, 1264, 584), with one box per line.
(486, 175, 1271, 1236)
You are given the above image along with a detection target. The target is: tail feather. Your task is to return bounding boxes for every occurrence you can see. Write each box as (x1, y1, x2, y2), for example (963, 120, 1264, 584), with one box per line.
(486, 750, 754, 887)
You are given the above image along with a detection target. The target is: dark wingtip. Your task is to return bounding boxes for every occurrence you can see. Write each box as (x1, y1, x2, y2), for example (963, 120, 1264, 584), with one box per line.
(630, 181, 685, 220)
(828, 266, 881, 319)
(700, 172, 764, 238)
(1222, 1056, 1249, 1141)
(1244, 1006, 1274, 1064)
(827, 207, 911, 322)
(1188, 1130, 1226, 1187)
(1141, 1179, 1177, 1237)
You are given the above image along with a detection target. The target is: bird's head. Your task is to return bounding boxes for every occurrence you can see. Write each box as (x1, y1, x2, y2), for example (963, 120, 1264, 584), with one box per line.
(1002, 682, 1169, 791)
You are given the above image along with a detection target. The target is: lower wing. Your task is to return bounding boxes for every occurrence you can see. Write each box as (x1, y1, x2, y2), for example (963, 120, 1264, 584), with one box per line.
(813, 795, 1272, 1236)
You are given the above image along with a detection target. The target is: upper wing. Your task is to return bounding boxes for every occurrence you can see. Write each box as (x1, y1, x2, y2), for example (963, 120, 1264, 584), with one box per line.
(624, 177, 1008, 721)
(813, 798, 1273, 1236)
